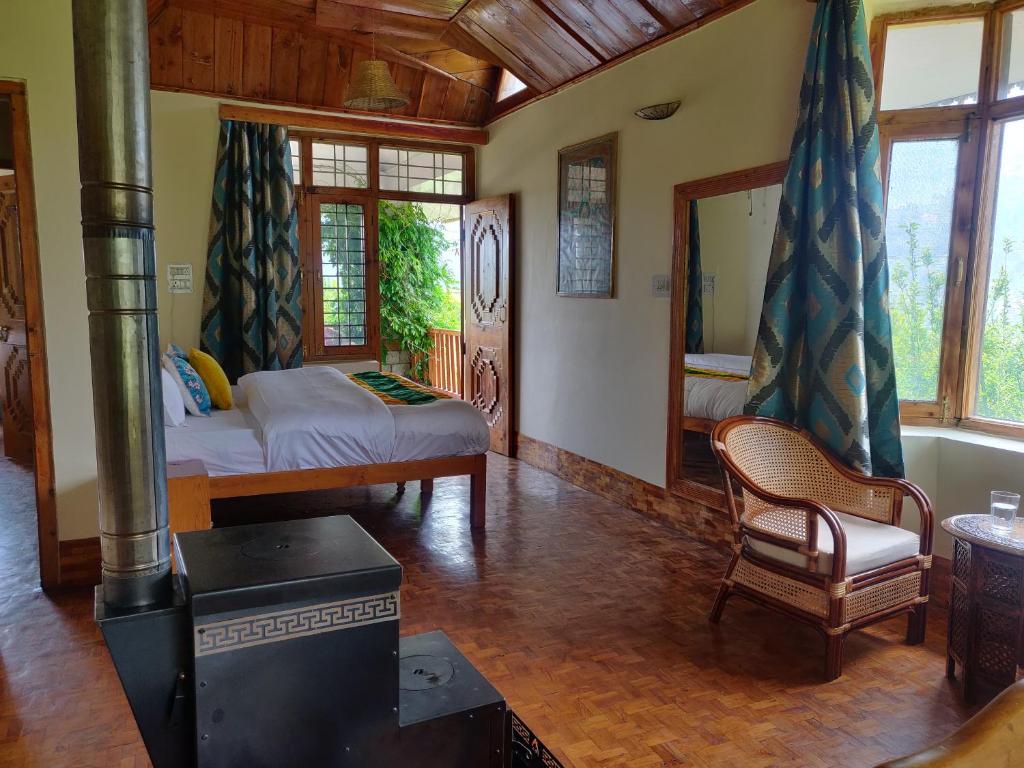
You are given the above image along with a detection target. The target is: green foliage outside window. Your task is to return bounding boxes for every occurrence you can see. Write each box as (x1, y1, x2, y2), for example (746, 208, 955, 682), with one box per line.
(975, 237, 1024, 423)
(891, 222, 1024, 424)
(890, 222, 944, 402)
(378, 201, 460, 381)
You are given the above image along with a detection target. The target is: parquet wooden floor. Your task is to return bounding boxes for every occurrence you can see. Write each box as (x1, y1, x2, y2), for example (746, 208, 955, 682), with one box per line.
(0, 454, 973, 767)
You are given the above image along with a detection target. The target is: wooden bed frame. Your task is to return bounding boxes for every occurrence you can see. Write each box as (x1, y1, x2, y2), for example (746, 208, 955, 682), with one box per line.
(682, 416, 718, 434)
(167, 453, 487, 543)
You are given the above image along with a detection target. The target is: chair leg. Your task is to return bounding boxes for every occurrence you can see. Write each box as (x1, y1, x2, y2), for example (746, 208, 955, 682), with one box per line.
(709, 554, 739, 624)
(825, 633, 846, 681)
(906, 603, 927, 645)
(709, 581, 733, 624)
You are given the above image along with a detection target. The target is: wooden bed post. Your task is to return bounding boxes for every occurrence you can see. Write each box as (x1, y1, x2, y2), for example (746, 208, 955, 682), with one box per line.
(167, 460, 212, 539)
(420, 479, 434, 495)
(470, 455, 486, 529)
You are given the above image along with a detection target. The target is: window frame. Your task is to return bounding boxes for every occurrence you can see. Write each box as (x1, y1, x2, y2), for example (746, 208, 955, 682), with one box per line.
(872, 0, 1024, 436)
(291, 132, 475, 363)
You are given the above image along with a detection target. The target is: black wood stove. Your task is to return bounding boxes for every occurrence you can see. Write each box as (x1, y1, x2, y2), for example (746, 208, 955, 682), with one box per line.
(96, 515, 560, 768)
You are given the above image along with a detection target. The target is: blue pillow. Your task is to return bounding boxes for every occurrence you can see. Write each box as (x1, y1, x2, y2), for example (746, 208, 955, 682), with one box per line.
(161, 353, 212, 416)
(166, 343, 189, 360)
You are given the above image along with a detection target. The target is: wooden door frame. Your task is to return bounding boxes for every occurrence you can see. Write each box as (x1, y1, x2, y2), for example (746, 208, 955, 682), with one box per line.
(1, 80, 58, 590)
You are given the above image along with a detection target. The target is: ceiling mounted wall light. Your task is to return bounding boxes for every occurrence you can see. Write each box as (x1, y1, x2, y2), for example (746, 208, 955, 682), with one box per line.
(634, 100, 681, 120)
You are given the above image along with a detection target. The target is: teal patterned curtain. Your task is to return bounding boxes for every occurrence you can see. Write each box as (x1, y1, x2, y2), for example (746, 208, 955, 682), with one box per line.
(686, 200, 704, 354)
(200, 120, 302, 382)
(745, 0, 904, 477)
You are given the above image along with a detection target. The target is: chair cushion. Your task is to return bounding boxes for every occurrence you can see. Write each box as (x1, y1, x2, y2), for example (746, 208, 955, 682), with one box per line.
(746, 510, 920, 576)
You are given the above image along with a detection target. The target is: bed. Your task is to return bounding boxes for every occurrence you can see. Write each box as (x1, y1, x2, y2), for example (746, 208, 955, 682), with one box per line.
(165, 366, 490, 542)
(683, 353, 751, 433)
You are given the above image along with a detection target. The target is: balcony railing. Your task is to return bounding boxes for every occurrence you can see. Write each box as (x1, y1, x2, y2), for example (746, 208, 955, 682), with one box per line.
(426, 328, 462, 398)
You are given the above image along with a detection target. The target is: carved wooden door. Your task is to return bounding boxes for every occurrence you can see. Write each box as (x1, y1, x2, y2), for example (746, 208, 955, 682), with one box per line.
(0, 182, 33, 465)
(463, 195, 514, 456)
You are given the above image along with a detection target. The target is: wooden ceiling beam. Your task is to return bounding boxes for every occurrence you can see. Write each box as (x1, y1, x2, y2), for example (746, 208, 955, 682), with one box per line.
(530, 0, 607, 63)
(322, 0, 468, 21)
(448, 13, 552, 92)
(219, 102, 488, 144)
(633, 0, 675, 32)
(315, 0, 448, 40)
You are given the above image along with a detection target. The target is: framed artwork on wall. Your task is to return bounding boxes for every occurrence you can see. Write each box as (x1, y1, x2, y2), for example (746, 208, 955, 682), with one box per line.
(556, 132, 617, 298)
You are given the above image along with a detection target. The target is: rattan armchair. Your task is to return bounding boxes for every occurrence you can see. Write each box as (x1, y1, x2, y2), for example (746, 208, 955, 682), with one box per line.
(709, 416, 934, 681)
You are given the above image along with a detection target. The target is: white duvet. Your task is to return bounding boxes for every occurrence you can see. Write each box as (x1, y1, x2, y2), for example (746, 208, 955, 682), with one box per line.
(240, 366, 396, 470)
(164, 367, 490, 476)
(684, 353, 752, 423)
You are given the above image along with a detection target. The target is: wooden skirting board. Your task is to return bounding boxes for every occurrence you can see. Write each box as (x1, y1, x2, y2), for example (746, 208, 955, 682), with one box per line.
(515, 432, 953, 609)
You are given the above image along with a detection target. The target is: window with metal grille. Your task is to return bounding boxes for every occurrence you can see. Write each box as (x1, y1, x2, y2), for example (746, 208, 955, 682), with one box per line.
(379, 147, 463, 196)
(291, 134, 474, 362)
(312, 142, 369, 189)
(319, 202, 367, 348)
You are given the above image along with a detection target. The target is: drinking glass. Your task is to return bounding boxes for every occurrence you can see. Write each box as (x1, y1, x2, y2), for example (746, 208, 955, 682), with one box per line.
(990, 491, 1020, 533)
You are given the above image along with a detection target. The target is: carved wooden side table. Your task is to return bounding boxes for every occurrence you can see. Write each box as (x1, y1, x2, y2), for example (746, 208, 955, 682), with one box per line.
(943, 514, 1024, 703)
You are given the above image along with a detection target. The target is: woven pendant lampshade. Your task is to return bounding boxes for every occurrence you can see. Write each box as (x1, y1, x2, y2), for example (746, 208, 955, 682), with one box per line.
(345, 60, 410, 111)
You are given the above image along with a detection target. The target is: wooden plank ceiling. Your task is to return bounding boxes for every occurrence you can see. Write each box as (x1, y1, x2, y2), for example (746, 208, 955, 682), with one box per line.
(147, 0, 746, 127)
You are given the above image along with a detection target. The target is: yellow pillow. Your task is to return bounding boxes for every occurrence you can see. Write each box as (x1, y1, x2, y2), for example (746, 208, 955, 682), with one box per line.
(188, 348, 233, 410)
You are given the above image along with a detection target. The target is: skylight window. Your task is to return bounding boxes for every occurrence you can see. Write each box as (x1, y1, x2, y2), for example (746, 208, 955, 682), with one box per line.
(496, 70, 527, 102)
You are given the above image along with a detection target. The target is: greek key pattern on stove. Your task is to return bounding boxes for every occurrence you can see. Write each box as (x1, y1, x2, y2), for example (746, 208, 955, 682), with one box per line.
(194, 592, 400, 656)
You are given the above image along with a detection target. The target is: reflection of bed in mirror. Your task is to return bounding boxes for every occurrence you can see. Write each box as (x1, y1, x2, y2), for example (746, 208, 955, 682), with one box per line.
(682, 353, 751, 433)
(668, 161, 788, 501)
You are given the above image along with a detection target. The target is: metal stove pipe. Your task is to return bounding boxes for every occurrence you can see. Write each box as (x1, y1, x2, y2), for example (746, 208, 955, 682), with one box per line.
(72, 0, 171, 608)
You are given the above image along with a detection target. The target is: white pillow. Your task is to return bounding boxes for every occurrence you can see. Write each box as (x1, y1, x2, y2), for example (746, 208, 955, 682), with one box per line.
(161, 368, 186, 427)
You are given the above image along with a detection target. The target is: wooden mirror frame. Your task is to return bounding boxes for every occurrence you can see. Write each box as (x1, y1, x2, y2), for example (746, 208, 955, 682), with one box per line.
(666, 160, 788, 509)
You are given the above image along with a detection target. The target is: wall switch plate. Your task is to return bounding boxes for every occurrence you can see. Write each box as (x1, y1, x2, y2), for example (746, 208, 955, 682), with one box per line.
(167, 264, 194, 294)
(702, 274, 716, 296)
(651, 274, 671, 297)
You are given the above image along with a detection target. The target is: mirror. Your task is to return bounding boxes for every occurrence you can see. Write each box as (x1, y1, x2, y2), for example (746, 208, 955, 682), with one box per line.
(668, 163, 787, 502)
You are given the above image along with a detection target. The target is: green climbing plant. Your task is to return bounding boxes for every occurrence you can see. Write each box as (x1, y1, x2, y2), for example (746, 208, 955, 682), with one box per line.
(378, 201, 459, 381)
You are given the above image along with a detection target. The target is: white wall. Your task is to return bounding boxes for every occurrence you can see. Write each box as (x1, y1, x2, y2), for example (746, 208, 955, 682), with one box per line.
(151, 91, 223, 351)
(0, 0, 98, 540)
(696, 185, 780, 355)
(478, 0, 815, 485)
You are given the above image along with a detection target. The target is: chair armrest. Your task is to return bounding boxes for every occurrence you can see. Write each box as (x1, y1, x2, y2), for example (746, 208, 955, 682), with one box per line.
(740, 488, 850, 582)
(835, 474, 935, 558)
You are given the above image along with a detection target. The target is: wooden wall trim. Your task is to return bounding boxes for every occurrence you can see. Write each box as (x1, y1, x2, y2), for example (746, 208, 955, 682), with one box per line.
(217, 103, 488, 144)
(517, 432, 953, 609)
(5, 82, 59, 591)
(516, 433, 734, 552)
(57, 538, 101, 589)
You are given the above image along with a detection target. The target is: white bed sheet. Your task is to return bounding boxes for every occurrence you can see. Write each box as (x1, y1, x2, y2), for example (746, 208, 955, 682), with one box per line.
(684, 353, 752, 422)
(164, 387, 266, 476)
(165, 370, 490, 477)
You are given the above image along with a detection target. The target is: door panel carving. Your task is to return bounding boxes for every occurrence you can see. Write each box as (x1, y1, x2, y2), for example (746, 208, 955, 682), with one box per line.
(463, 195, 514, 456)
(0, 185, 33, 465)
(469, 212, 503, 325)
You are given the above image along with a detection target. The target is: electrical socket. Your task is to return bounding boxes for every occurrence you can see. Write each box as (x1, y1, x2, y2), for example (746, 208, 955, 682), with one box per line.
(702, 274, 716, 296)
(651, 274, 671, 298)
